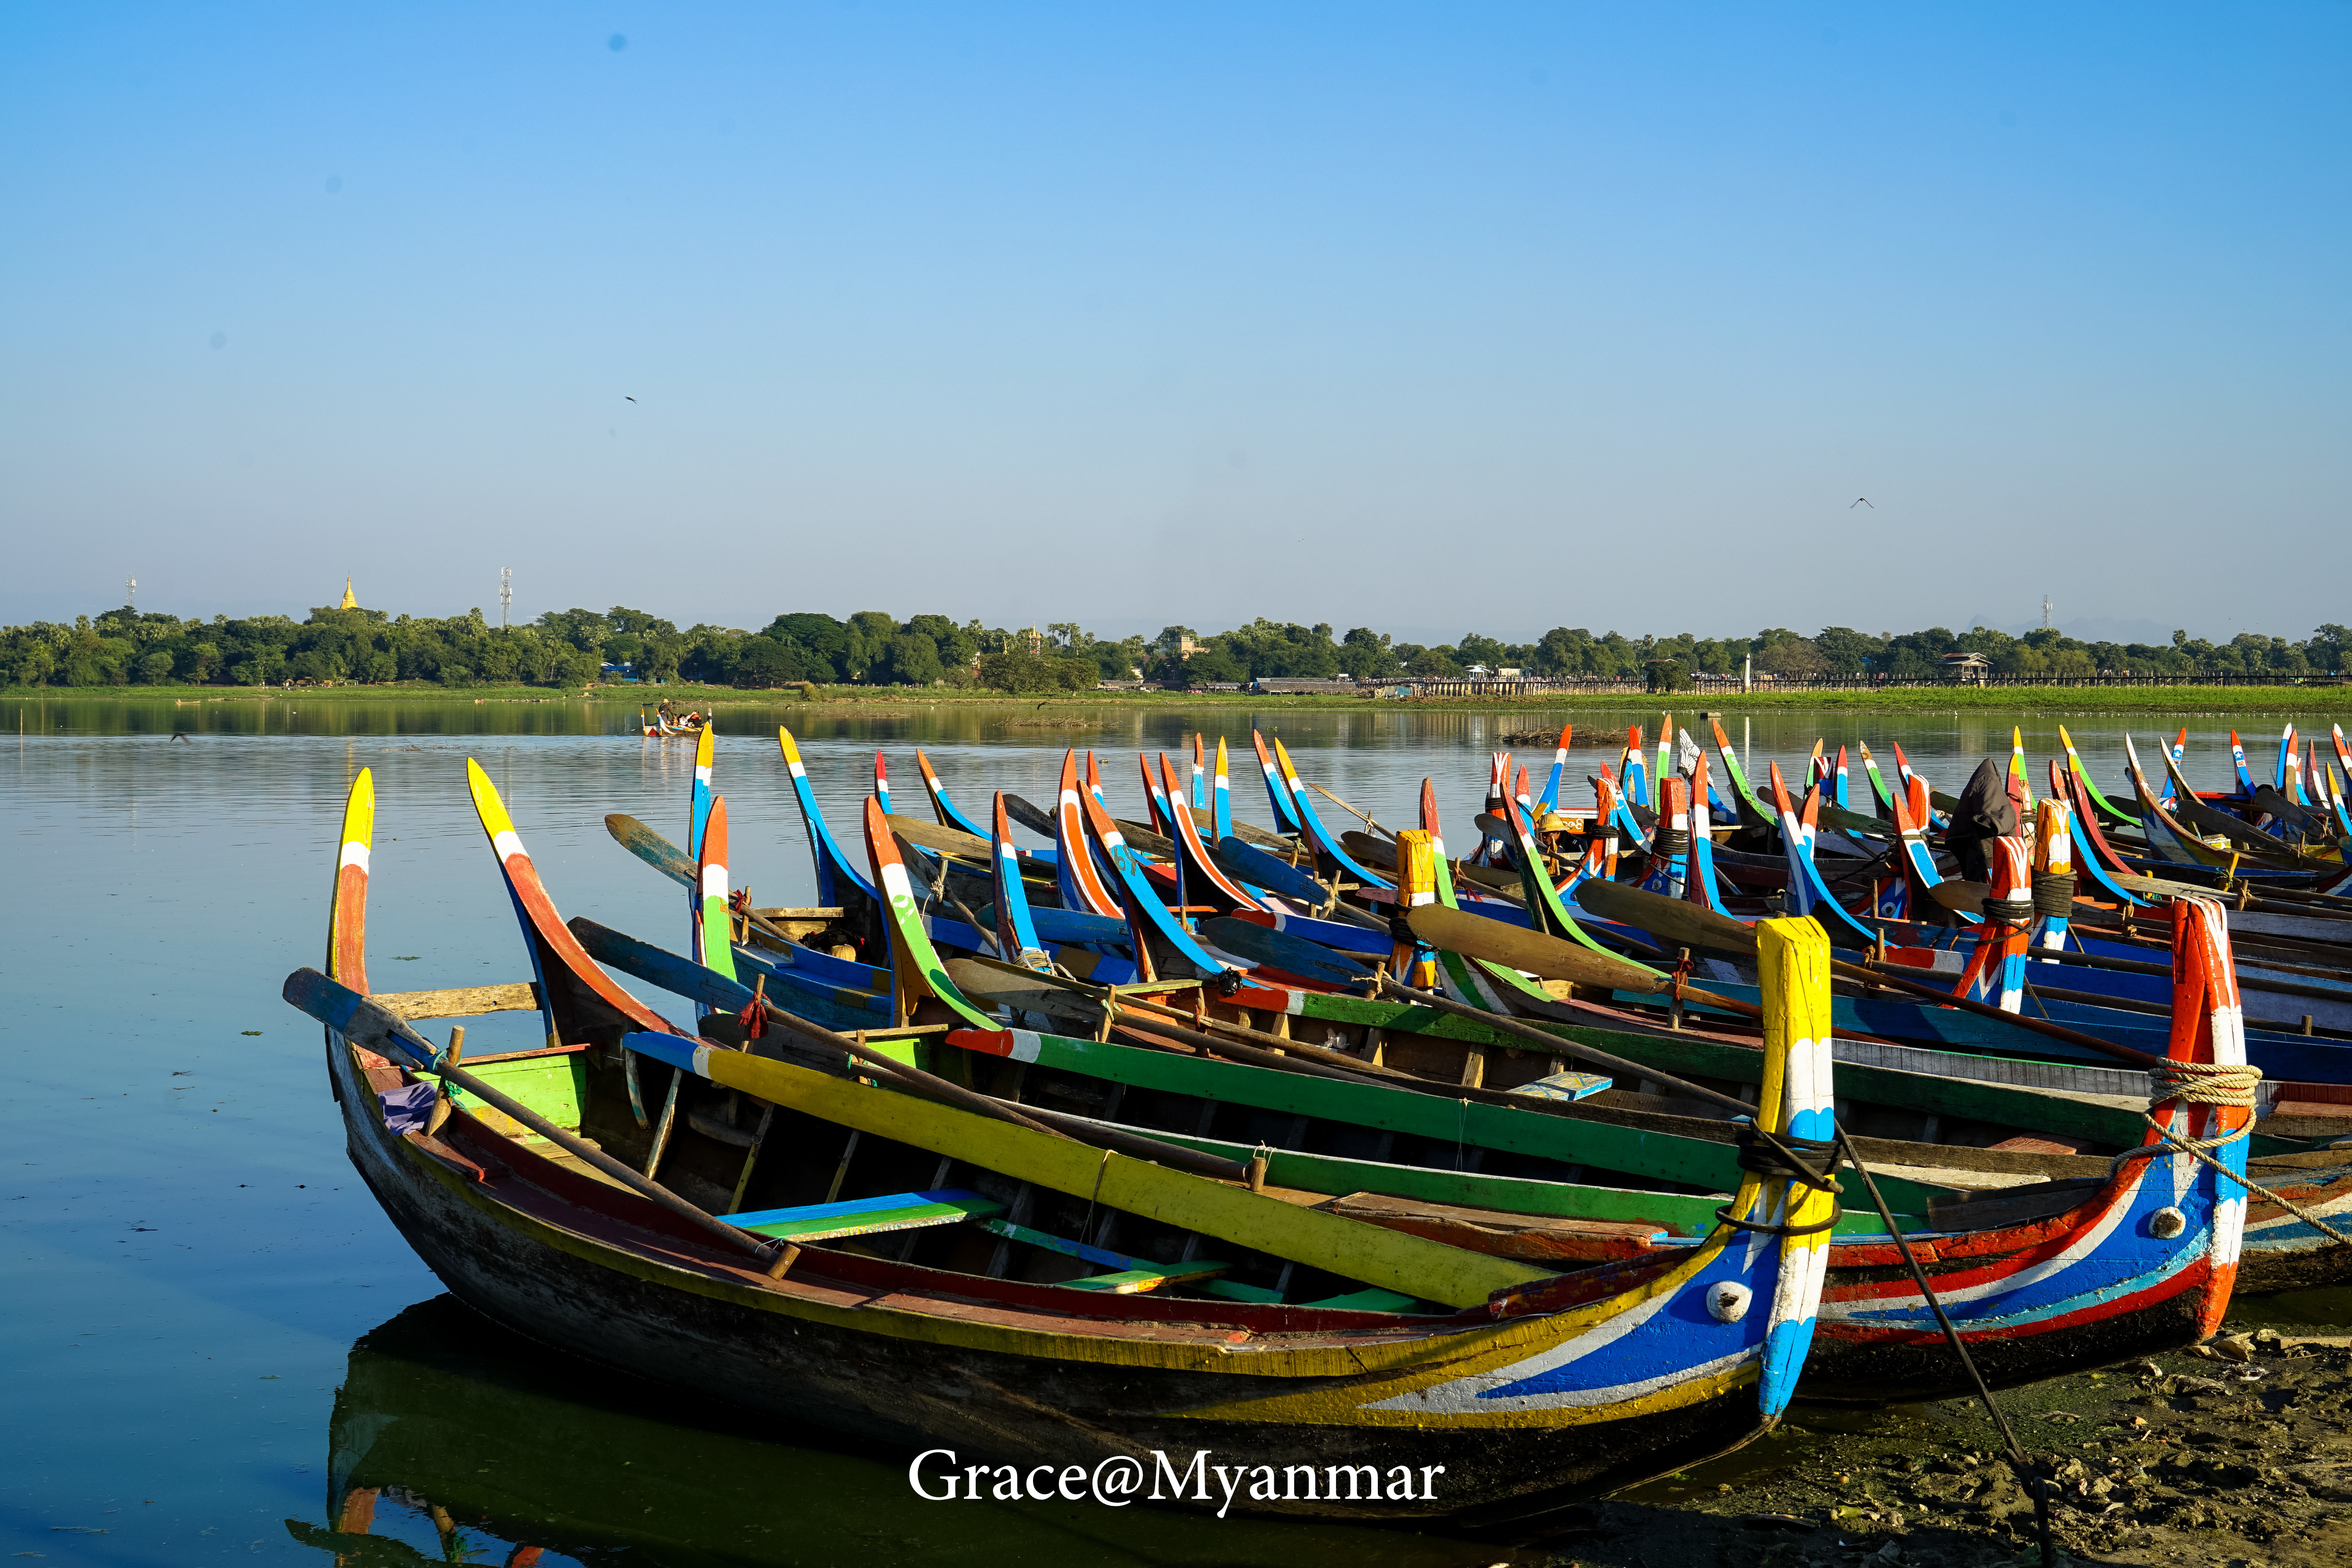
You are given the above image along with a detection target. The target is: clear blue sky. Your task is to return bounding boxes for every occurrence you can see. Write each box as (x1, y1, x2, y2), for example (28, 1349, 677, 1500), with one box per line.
(4, 4, 2344, 645)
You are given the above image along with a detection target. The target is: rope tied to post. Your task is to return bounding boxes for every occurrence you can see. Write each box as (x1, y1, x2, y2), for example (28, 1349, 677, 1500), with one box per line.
(2111, 1062, 2261, 1174)
(2147, 1059, 2263, 1107)
(2031, 871, 2077, 918)
(1715, 1124, 1844, 1237)
(2112, 1061, 2352, 1248)
(1982, 894, 2036, 924)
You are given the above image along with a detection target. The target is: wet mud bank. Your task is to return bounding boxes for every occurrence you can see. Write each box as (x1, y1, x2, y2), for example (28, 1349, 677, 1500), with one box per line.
(1487, 1330, 2352, 1568)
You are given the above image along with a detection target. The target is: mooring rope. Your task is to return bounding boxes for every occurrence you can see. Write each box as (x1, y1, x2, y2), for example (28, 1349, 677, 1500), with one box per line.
(2031, 870, 2077, 918)
(1714, 1128, 1843, 1237)
(2108, 1061, 2352, 1249)
(1834, 1123, 2059, 1567)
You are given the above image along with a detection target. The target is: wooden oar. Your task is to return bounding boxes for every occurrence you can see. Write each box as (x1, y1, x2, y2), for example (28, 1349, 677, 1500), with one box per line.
(1575, 879, 2169, 1071)
(1343, 829, 1526, 894)
(1310, 781, 1397, 841)
(951, 953, 1507, 1097)
(284, 968, 793, 1272)
(945, 955, 1743, 1123)
(884, 812, 1003, 865)
(1406, 904, 1762, 1020)
(604, 813, 814, 949)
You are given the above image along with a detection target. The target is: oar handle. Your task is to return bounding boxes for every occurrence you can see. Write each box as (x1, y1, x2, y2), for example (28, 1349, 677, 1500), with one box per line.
(755, 987, 1256, 1183)
(283, 968, 786, 1268)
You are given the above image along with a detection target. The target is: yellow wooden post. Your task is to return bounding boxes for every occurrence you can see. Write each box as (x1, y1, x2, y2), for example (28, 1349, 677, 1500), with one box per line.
(1752, 913, 1836, 1407)
(1390, 828, 1440, 988)
(1753, 917, 1831, 1140)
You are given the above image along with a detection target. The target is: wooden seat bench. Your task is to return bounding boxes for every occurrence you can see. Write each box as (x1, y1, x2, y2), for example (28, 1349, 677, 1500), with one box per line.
(721, 1189, 1005, 1243)
(970, 1217, 1230, 1294)
(718, 1192, 1241, 1296)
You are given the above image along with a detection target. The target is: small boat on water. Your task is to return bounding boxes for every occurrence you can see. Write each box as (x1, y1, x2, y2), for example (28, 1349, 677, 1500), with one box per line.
(286, 763, 1843, 1520)
(639, 706, 709, 737)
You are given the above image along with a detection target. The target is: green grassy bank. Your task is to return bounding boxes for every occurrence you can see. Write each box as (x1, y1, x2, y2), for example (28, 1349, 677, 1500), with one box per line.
(3, 679, 2344, 717)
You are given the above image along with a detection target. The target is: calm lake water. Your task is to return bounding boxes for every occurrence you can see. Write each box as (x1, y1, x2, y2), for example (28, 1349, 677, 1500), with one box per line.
(7, 697, 2349, 1565)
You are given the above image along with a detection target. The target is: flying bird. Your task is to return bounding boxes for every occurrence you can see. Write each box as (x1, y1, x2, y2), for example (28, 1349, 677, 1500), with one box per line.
(1850, 497, 1874, 508)
(625, 396, 636, 402)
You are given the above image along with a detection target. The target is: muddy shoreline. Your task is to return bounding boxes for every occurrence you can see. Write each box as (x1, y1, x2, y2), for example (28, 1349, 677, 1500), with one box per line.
(1476, 1327, 2352, 1568)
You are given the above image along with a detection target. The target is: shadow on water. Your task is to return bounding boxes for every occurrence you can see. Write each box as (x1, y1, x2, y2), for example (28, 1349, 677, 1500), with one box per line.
(291, 1298, 1528, 1568)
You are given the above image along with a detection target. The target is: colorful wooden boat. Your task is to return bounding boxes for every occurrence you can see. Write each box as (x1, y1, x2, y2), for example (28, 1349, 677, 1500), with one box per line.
(743, 731, 2352, 1309)
(288, 764, 1852, 1520)
(752, 747, 2279, 1396)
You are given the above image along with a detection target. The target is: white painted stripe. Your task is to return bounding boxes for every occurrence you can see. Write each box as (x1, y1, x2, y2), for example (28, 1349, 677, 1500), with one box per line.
(701, 864, 729, 898)
(492, 829, 524, 861)
(1008, 1029, 1042, 1063)
(339, 841, 371, 873)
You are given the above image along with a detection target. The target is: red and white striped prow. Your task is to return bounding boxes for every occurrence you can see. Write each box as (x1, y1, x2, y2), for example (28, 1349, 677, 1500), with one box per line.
(1160, 753, 1261, 911)
(465, 758, 685, 1040)
(1056, 750, 1123, 917)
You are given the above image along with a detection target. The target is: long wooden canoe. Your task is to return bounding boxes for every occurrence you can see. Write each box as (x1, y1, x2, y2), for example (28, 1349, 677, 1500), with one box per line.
(295, 766, 1850, 1520)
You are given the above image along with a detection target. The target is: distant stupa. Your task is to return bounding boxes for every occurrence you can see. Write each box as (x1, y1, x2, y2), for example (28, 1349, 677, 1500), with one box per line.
(339, 576, 358, 610)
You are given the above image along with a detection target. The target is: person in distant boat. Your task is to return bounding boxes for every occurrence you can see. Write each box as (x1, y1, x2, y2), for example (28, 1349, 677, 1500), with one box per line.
(657, 699, 675, 724)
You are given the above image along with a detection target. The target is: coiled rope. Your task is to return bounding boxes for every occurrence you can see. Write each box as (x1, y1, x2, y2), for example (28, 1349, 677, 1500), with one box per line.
(1982, 895, 2035, 924)
(1716, 1126, 1843, 1237)
(2110, 1060, 2352, 1249)
(2031, 871, 2077, 918)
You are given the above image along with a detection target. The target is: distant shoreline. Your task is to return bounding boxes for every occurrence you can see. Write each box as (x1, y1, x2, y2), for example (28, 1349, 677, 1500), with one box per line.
(1, 681, 2343, 718)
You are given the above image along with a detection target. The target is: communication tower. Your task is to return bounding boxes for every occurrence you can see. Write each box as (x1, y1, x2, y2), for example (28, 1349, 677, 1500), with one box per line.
(500, 567, 512, 628)
(2042, 595, 2053, 630)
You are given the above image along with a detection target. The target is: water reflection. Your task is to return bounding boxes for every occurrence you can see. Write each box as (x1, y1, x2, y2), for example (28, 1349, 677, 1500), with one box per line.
(290, 1299, 1510, 1568)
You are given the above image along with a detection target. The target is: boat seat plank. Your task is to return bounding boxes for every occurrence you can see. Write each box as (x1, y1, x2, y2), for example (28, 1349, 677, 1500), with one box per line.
(972, 1216, 1230, 1291)
(1061, 1264, 1232, 1294)
(1197, 1278, 1286, 1304)
(721, 1188, 1004, 1242)
(1300, 1287, 1425, 1313)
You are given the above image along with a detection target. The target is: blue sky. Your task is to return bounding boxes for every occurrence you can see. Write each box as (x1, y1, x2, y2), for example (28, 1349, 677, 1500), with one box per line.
(4, 4, 2345, 644)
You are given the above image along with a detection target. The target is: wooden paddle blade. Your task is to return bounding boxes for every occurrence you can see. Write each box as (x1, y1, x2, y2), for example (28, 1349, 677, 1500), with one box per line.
(1573, 876, 1760, 958)
(606, 813, 695, 887)
(1406, 904, 1664, 995)
(1199, 916, 1371, 985)
(1001, 793, 1060, 839)
(883, 811, 993, 861)
(1930, 879, 1989, 915)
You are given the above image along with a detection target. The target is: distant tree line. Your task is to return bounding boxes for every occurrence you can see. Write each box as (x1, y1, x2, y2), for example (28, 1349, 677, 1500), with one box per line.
(1138, 621, 2352, 689)
(4, 602, 2346, 692)
(0, 604, 1139, 691)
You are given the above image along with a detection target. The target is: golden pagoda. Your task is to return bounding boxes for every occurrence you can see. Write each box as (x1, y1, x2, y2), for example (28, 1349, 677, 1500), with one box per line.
(339, 576, 358, 610)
